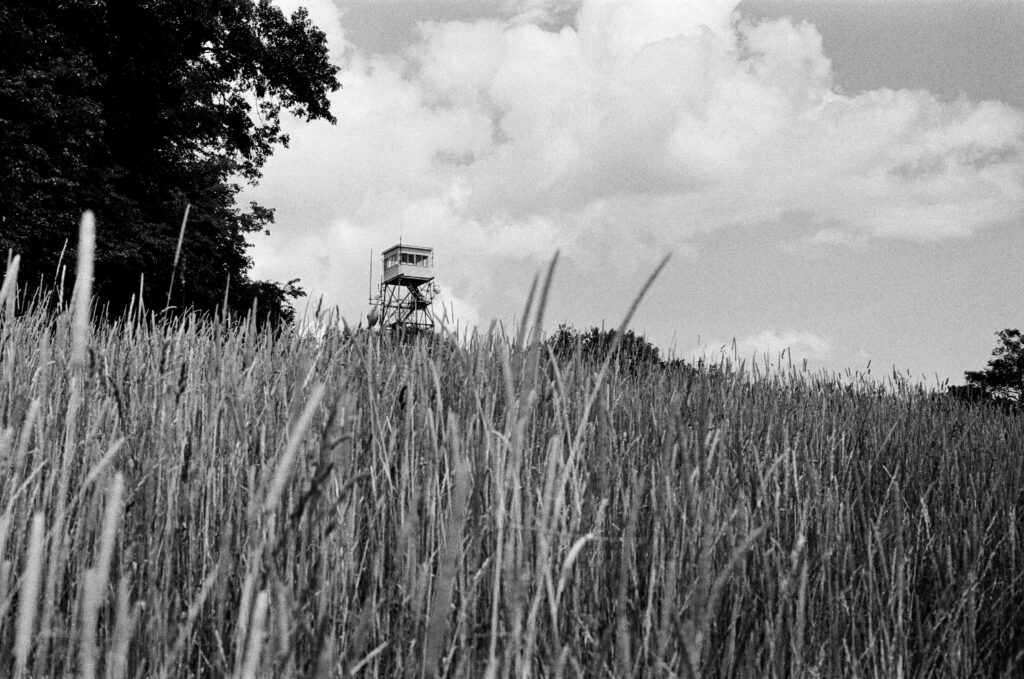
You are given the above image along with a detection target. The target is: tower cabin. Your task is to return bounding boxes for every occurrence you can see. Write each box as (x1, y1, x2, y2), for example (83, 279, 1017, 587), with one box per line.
(382, 244, 434, 285)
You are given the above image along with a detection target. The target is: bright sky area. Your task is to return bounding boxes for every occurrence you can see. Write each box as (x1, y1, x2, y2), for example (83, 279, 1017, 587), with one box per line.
(243, 0, 1024, 384)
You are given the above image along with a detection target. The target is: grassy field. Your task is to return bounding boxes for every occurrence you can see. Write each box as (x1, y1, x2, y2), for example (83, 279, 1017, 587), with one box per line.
(0, 244, 1022, 678)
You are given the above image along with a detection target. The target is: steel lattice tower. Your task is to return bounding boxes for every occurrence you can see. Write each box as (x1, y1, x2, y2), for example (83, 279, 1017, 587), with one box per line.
(373, 244, 437, 331)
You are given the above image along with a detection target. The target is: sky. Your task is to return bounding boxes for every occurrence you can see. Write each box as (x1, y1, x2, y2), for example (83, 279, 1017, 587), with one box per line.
(243, 0, 1024, 384)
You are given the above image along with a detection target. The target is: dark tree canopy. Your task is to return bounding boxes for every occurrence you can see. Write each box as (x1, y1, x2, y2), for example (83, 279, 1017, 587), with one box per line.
(0, 0, 340, 324)
(547, 324, 663, 373)
(964, 328, 1023, 406)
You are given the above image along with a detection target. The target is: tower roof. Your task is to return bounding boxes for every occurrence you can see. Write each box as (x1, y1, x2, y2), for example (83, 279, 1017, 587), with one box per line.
(382, 243, 432, 255)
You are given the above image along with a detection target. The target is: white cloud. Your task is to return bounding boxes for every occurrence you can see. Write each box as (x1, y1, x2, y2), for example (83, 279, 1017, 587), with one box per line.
(432, 284, 483, 335)
(694, 330, 835, 364)
(783, 226, 868, 253)
(739, 330, 834, 360)
(247, 0, 1024, 326)
(503, 0, 581, 25)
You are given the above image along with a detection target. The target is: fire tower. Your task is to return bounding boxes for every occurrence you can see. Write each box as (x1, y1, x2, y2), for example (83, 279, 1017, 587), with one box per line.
(373, 244, 438, 331)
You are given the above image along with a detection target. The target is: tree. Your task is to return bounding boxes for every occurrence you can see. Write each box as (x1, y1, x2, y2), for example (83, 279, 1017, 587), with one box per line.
(0, 0, 340, 324)
(944, 384, 988, 404)
(547, 324, 662, 373)
(964, 329, 1023, 406)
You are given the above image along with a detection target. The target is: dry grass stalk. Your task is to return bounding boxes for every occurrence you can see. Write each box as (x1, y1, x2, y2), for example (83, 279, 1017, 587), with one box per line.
(166, 203, 192, 310)
(422, 413, 471, 677)
(71, 210, 95, 372)
(14, 512, 45, 679)
(262, 383, 326, 515)
(239, 590, 270, 679)
(79, 472, 123, 679)
(0, 254, 20, 320)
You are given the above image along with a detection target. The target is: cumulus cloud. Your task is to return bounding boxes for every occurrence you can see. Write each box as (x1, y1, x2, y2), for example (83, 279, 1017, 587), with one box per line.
(503, 0, 581, 26)
(247, 0, 1024, 325)
(738, 330, 834, 360)
(693, 330, 835, 365)
(432, 285, 483, 335)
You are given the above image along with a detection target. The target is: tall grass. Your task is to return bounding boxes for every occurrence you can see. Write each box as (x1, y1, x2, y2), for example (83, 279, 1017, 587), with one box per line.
(0, 254, 1021, 677)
